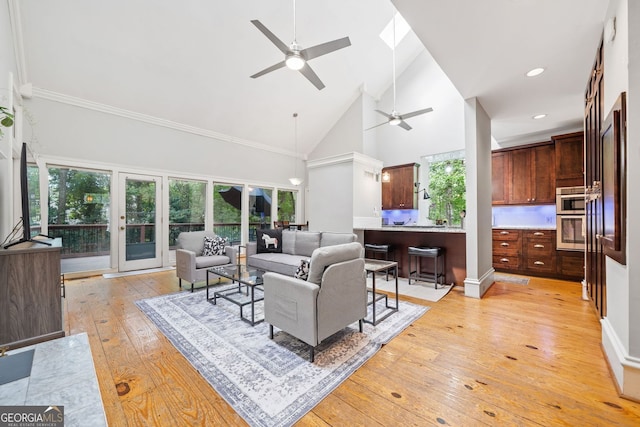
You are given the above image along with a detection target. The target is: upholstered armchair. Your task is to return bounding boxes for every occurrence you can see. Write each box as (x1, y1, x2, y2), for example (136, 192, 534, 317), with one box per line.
(263, 242, 367, 362)
(175, 230, 238, 292)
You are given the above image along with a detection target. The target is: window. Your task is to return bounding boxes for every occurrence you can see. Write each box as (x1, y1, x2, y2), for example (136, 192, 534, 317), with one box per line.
(277, 190, 297, 222)
(248, 186, 273, 241)
(423, 150, 466, 226)
(27, 164, 41, 237)
(169, 179, 206, 248)
(48, 167, 111, 269)
(213, 184, 242, 244)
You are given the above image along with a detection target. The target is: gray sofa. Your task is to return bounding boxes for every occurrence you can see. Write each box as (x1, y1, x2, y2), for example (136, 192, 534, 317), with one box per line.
(263, 241, 367, 362)
(246, 230, 357, 276)
(175, 230, 238, 292)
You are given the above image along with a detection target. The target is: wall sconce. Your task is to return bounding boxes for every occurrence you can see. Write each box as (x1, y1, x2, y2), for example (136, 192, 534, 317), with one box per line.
(381, 171, 390, 182)
(414, 182, 430, 199)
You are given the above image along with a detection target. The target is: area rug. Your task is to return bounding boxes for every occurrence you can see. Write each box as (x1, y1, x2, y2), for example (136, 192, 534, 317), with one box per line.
(367, 276, 454, 302)
(135, 286, 428, 427)
(494, 272, 530, 285)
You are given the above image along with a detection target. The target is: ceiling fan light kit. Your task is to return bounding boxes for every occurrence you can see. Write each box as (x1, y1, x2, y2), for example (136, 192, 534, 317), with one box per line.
(250, 0, 351, 90)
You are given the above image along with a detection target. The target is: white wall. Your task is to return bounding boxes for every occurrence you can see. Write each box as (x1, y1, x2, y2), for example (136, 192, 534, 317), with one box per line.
(373, 50, 465, 166)
(308, 93, 364, 161)
(23, 97, 305, 187)
(307, 159, 353, 232)
(0, 2, 18, 242)
(600, 0, 640, 401)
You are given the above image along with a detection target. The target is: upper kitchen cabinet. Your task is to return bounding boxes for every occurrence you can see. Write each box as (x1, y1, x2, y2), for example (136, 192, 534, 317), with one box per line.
(553, 131, 584, 188)
(382, 163, 419, 210)
(508, 143, 556, 205)
(491, 152, 509, 205)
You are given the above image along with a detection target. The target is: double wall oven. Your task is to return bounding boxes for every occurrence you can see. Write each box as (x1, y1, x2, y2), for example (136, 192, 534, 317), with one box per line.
(556, 186, 585, 251)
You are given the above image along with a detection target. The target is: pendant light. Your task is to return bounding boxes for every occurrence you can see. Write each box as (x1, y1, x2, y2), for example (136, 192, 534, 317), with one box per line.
(289, 113, 303, 186)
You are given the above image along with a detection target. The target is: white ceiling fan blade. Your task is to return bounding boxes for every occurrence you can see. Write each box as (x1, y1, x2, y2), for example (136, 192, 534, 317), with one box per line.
(250, 61, 286, 79)
(374, 109, 392, 119)
(251, 20, 290, 54)
(299, 64, 325, 90)
(401, 107, 434, 120)
(398, 120, 412, 131)
(302, 37, 351, 60)
(364, 121, 390, 131)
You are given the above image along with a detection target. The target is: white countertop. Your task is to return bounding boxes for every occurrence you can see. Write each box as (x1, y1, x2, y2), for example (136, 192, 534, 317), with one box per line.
(492, 225, 556, 230)
(360, 225, 466, 233)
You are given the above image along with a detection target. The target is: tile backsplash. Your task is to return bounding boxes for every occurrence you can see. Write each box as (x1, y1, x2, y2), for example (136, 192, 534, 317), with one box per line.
(492, 205, 556, 228)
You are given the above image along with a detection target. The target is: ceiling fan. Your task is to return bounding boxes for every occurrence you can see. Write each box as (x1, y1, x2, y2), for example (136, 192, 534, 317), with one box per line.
(367, 12, 433, 131)
(250, 0, 351, 90)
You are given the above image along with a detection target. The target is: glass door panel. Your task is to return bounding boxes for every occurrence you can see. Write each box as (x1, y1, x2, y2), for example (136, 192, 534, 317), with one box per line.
(119, 173, 161, 271)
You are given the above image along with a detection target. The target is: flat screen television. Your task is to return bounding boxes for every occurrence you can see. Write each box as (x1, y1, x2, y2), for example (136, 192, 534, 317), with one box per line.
(3, 143, 50, 248)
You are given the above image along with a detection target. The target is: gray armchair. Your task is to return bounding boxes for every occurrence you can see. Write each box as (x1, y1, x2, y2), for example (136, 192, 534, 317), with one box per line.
(175, 231, 238, 292)
(263, 242, 366, 362)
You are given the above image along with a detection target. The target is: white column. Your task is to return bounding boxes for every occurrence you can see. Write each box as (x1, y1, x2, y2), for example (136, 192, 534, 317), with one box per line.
(463, 97, 494, 298)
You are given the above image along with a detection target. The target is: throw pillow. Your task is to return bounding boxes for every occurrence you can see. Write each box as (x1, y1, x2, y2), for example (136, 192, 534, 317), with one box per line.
(256, 229, 283, 253)
(202, 236, 216, 256)
(213, 236, 228, 256)
(294, 259, 310, 281)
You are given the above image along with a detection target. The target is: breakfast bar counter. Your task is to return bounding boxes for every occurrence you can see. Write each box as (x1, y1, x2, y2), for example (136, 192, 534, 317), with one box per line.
(361, 226, 466, 285)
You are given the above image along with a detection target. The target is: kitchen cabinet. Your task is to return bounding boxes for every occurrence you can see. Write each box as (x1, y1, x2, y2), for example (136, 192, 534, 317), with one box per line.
(557, 251, 585, 280)
(508, 143, 556, 204)
(382, 163, 419, 210)
(492, 229, 522, 271)
(491, 152, 509, 205)
(553, 131, 584, 188)
(493, 228, 559, 278)
(523, 229, 556, 275)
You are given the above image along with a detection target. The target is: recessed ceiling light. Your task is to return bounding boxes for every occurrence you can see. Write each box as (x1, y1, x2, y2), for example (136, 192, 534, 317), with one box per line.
(526, 67, 545, 77)
(533, 114, 547, 120)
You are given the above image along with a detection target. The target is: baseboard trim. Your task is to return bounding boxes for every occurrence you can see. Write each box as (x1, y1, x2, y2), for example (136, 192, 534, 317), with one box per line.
(463, 268, 495, 299)
(601, 317, 640, 401)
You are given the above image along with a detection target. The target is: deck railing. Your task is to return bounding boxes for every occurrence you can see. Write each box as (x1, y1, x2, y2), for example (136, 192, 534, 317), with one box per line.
(39, 222, 268, 258)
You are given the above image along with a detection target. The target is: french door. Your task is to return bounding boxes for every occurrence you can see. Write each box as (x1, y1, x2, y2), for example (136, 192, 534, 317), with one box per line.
(118, 173, 162, 272)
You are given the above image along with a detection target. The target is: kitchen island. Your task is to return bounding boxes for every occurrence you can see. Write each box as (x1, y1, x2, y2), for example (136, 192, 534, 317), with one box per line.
(362, 226, 466, 285)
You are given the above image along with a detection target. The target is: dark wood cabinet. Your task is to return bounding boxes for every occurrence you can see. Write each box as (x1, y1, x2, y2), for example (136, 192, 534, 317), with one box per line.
(492, 229, 522, 271)
(0, 239, 64, 349)
(491, 152, 509, 205)
(382, 163, 419, 210)
(492, 142, 556, 206)
(508, 143, 556, 204)
(493, 228, 557, 275)
(557, 251, 585, 280)
(523, 229, 556, 275)
(553, 131, 584, 188)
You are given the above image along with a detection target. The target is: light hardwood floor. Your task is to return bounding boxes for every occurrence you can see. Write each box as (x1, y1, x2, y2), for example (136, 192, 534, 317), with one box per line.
(63, 272, 640, 426)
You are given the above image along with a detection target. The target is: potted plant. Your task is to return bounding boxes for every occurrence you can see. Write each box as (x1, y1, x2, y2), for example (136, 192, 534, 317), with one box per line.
(0, 105, 14, 138)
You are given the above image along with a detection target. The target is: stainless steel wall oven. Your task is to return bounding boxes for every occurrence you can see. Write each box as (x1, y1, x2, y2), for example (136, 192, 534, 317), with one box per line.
(556, 187, 585, 251)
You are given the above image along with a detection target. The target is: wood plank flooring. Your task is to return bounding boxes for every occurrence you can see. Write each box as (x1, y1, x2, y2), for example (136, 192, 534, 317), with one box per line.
(62, 272, 640, 426)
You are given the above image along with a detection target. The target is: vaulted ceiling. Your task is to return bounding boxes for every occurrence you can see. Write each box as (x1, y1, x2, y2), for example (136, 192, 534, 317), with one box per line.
(14, 0, 608, 154)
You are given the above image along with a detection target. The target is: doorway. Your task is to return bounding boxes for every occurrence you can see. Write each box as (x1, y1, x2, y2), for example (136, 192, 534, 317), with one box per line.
(118, 173, 162, 272)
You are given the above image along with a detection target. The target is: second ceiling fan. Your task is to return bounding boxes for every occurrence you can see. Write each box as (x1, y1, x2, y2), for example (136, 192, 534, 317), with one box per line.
(250, 0, 351, 90)
(367, 12, 433, 131)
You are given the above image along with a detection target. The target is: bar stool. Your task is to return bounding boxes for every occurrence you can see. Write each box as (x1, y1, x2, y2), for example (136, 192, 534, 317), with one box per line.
(364, 243, 395, 280)
(408, 246, 445, 288)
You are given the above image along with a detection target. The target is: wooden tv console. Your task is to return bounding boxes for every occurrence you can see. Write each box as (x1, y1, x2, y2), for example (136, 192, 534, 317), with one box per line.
(0, 237, 64, 349)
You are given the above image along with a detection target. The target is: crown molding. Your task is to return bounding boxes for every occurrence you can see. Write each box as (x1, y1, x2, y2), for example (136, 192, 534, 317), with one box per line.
(8, 0, 28, 86)
(30, 87, 302, 159)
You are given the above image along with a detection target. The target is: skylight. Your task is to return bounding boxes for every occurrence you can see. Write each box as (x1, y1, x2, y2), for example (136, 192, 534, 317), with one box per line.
(379, 12, 411, 49)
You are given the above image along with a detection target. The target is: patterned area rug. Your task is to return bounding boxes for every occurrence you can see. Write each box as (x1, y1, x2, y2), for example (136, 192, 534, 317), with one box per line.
(136, 285, 428, 427)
